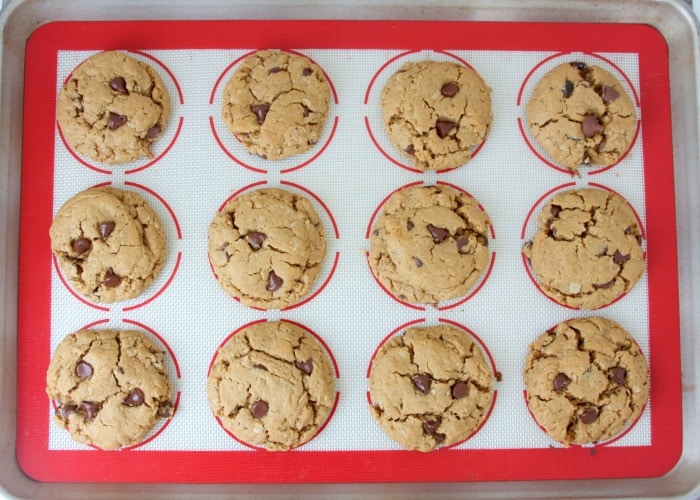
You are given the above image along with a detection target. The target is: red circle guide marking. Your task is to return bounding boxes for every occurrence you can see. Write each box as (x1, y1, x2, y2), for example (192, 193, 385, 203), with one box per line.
(364, 49, 417, 104)
(218, 180, 269, 211)
(366, 318, 427, 378)
(130, 50, 185, 105)
(52, 254, 110, 312)
(208, 116, 268, 174)
(437, 255, 496, 311)
(520, 181, 577, 240)
(207, 319, 268, 374)
(281, 251, 340, 312)
(365, 180, 424, 239)
(365, 252, 426, 311)
(280, 180, 340, 239)
(124, 181, 183, 239)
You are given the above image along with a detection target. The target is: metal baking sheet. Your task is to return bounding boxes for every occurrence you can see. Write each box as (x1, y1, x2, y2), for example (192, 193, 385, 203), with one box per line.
(1, 0, 699, 498)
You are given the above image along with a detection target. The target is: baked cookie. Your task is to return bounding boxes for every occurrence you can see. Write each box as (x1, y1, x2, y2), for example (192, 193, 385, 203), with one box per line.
(524, 317, 649, 446)
(50, 186, 167, 304)
(46, 329, 174, 450)
(380, 60, 492, 171)
(207, 321, 336, 451)
(221, 50, 331, 160)
(368, 184, 490, 305)
(525, 61, 637, 171)
(523, 188, 644, 309)
(208, 187, 326, 310)
(57, 51, 171, 164)
(368, 325, 494, 452)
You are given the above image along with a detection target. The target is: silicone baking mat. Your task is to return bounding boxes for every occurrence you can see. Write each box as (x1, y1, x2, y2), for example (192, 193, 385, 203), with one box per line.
(17, 21, 680, 483)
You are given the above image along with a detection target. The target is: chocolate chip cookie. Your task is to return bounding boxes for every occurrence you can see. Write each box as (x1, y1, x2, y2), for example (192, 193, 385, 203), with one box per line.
(221, 50, 331, 160)
(207, 321, 336, 451)
(49, 186, 167, 304)
(380, 60, 492, 170)
(46, 328, 174, 450)
(368, 325, 494, 452)
(524, 317, 649, 446)
(523, 187, 645, 309)
(57, 51, 171, 164)
(208, 187, 326, 310)
(368, 184, 491, 305)
(525, 61, 637, 171)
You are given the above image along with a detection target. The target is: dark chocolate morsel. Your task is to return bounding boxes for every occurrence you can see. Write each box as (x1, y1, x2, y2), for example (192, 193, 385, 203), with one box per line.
(99, 221, 115, 241)
(103, 268, 121, 288)
(108, 112, 128, 130)
(553, 373, 571, 392)
(295, 358, 314, 375)
(268, 67, 284, 74)
(451, 381, 469, 399)
(413, 374, 432, 394)
(613, 250, 630, 265)
(80, 401, 100, 420)
(403, 144, 415, 155)
(594, 279, 616, 290)
(456, 236, 470, 254)
(75, 361, 93, 379)
(146, 125, 162, 139)
(427, 224, 449, 243)
(59, 404, 78, 420)
(563, 80, 574, 98)
(246, 231, 267, 250)
(601, 85, 620, 104)
(251, 104, 271, 125)
(582, 115, 603, 138)
(570, 61, 588, 71)
(579, 408, 599, 424)
(123, 388, 145, 406)
(252, 400, 269, 418)
(158, 400, 174, 418)
(109, 77, 128, 94)
(609, 367, 627, 386)
(72, 238, 92, 256)
(550, 204, 562, 218)
(407, 220, 414, 231)
(413, 257, 423, 268)
(301, 104, 311, 117)
(440, 82, 459, 97)
(266, 271, 283, 291)
(423, 416, 442, 434)
(302, 67, 313, 76)
(436, 119, 456, 139)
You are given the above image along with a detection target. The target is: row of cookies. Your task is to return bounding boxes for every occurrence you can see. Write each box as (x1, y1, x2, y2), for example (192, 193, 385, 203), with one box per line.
(57, 50, 637, 173)
(46, 316, 649, 452)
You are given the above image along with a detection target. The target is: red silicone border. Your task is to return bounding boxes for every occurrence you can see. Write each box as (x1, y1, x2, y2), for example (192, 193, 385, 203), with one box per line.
(17, 20, 680, 484)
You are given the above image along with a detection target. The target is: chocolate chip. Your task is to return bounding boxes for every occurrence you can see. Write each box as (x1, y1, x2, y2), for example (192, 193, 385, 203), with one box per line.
(636, 235, 643, 245)
(108, 112, 127, 130)
(550, 204, 562, 218)
(158, 400, 174, 418)
(613, 250, 630, 265)
(403, 144, 415, 155)
(268, 67, 284, 74)
(413, 257, 423, 267)
(495, 371, 503, 382)
(407, 220, 414, 231)
(252, 400, 268, 418)
(301, 105, 310, 117)
(423, 416, 442, 434)
(123, 388, 145, 406)
(146, 125, 162, 139)
(609, 367, 627, 386)
(80, 401, 100, 420)
(427, 224, 449, 243)
(413, 374, 432, 394)
(570, 61, 588, 71)
(246, 231, 266, 250)
(579, 408, 599, 424)
(103, 268, 121, 288)
(553, 373, 571, 392)
(456, 236, 470, 254)
(99, 221, 115, 241)
(251, 104, 270, 125)
(373, 229, 380, 236)
(440, 82, 459, 97)
(109, 77, 128, 94)
(436, 119, 456, 138)
(59, 404, 77, 420)
(451, 381, 469, 399)
(582, 115, 603, 138)
(253, 364, 268, 371)
(76, 97, 84, 114)
(75, 361, 93, 378)
(601, 85, 620, 104)
(266, 271, 283, 291)
(71, 238, 92, 256)
(302, 68, 313, 76)
(295, 358, 314, 375)
(563, 79, 574, 98)
(594, 279, 615, 289)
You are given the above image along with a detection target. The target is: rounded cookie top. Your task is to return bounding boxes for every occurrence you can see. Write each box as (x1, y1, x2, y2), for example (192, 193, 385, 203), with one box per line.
(207, 321, 336, 451)
(49, 186, 167, 304)
(221, 50, 331, 160)
(369, 184, 490, 305)
(56, 51, 171, 165)
(380, 60, 492, 171)
(524, 317, 649, 445)
(208, 187, 327, 310)
(523, 188, 644, 309)
(525, 61, 637, 171)
(369, 325, 494, 452)
(46, 329, 174, 450)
